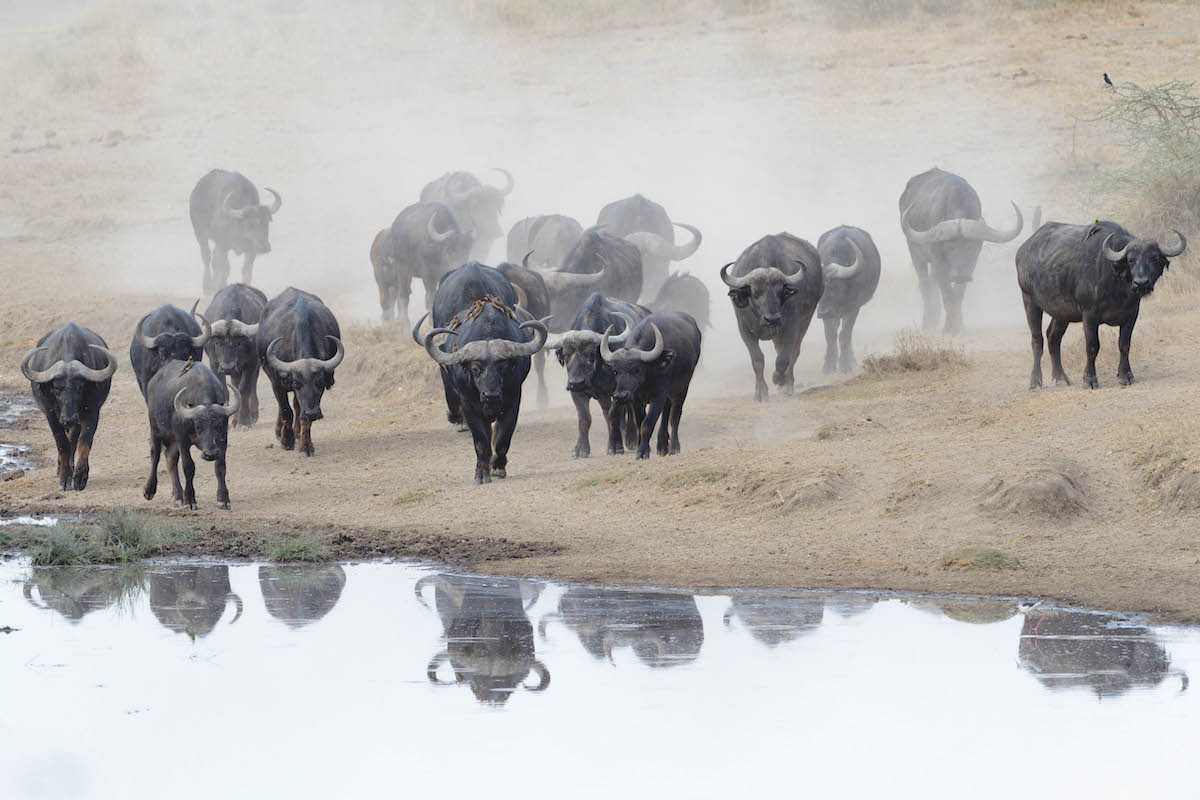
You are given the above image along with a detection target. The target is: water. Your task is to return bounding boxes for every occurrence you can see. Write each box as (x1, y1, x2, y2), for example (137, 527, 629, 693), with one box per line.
(0, 390, 35, 479)
(1, 560, 1197, 799)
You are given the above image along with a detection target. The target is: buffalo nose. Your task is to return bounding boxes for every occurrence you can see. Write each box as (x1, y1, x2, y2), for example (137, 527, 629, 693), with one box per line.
(301, 409, 323, 422)
(763, 313, 782, 326)
(613, 391, 631, 402)
(566, 380, 585, 392)
(201, 452, 219, 462)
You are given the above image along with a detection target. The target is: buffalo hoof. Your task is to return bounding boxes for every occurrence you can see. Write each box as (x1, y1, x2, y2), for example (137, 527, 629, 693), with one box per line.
(59, 478, 70, 492)
(187, 501, 198, 510)
(635, 448, 651, 460)
(572, 443, 590, 458)
(143, 484, 156, 500)
(217, 500, 231, 510)
(1029, 372, 1043, 391)
(1052, 371, 1071, 386)
(300, 444, 314, 457)
(1084, 373, 1099, 390)
(822, 360, 836, 376)
(606, 446, 624, 456)
(754, 385, 769, 403)
(72, 473, 88, 491)
(771, 372, 786, 387)
(492, 468, 507, 479)
(1119, 371, 1135, 386)
(447, 412, 464, 426)
(839, 359, 857, 375)
(474, 471, 492, 485)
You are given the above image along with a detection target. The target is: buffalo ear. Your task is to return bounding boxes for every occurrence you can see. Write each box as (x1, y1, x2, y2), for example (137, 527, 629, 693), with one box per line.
(555, 347, 566, 366)
(658, 349, 677, 369)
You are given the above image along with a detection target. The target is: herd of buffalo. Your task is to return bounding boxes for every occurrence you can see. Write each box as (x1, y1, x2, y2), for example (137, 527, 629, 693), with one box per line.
(17, 164, 1189, 501)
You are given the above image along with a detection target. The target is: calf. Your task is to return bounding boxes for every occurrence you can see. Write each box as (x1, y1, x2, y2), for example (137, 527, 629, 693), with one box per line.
(203, 283, 266, 427)
(143, 360, 239, 509)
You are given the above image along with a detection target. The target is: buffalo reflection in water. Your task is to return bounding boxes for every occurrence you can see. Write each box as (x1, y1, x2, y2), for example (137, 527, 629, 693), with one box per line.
(724, 594, 825, 648)
(1019, 610, 1188, 698)
(416, 574, 549, 707)
(259, 564, 346, 629)
(149, 565, 242, 642)
(23, 566, 144, 623)
(540, 588, 703, 668)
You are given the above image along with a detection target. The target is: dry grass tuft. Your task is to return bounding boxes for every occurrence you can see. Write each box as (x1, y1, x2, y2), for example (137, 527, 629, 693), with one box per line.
(565, 469, 630, 492)
(941, 544, 1020, 570)
(861, 329, 969, 377)
(658, 466, 729, 490)
(979, 462, 1087, 519)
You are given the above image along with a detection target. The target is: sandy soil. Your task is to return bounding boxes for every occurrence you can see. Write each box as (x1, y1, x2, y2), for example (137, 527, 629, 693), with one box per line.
(2, 1, 1200, 620)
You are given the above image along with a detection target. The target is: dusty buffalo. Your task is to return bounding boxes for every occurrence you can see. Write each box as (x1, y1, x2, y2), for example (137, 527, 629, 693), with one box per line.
(544, 293, 647, 457)
(189, 169, 281, 293)
(539, 227, 642, 329)
(649, 271, 711, 329)
(721, 233, 823, 401)
(149, 565, 243, 641)
(601, 310, 701, 459)
(143, 359, 240, 509)
(129, 302, 211, 398)
(899, 167, 1023, 333)
(420, 169, 513, 261)
(1017, 220, 1185, 389)
(498, 257, 552, 409)
(419, 300, 549, 484)
(203, 283, 266, 427)
(257, 288, 344, 456)
(507, 214, 583, 269)
(596, 194, 702, 301)
(21, 323, 118, 490)
(380, 202, 473, 328)
(816, 226, 880, 374)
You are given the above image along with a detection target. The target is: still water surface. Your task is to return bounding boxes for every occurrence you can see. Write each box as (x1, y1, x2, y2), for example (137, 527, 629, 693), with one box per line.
(1, 560, 1197, 798)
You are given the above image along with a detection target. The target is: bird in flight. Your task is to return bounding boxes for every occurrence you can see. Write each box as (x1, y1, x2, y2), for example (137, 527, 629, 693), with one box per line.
(1104, 73, 1114, 88)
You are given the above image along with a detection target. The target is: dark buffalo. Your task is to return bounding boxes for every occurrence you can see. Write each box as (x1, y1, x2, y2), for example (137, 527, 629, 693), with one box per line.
(544, 292, 648, 458)
(498, 257, 552, 409)
(259, 565, 347, 629)
(1017, 221, 1185, 389)
(188, 169, 281, 293)
(816, 225, 880, 374)
(256, 288, 344, 456)
(21, 323, 118, 490)
(539, 227, 642, 329)
(649, 271, 711, 329)
(539, 587, 703, 669)
(899, 167, 1024, 333)
(596, 194, 703, 301)
(23, 566, 143, 624)
(720, 233, 823, 401)
(129, 302, 212, 398)
(417, 574, 549, 706)
(1019, 609, 1187, 698)
(601, 310, 701, 459)
(507, 214, 583, 269)
(149, 565, 243, 642)
(203, 283, 266, 428)
(420, 169, 513, 261)
(381, 202, 473, 328)
(723, 594, 825, 648)
(419, 299, 548, 484)
(143, 359, 239, 509)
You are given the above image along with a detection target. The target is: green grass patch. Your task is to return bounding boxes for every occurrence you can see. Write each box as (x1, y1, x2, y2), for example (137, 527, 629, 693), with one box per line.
(30, 527, 98, 566)
(392, 488, 435, 504)
(8, 509, 194, 566)
(564, 469, 630, 492)
(268, 534, 330, 563)
(658, 467, 729, 490)
(941, 544, 1020, 571)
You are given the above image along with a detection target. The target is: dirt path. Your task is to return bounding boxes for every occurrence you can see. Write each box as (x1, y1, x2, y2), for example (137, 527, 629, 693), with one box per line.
(2, 1, 1200, 620)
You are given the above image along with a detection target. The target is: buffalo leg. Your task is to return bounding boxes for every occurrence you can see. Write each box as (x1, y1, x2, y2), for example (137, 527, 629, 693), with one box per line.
(838, 307, 860, 373)
(292, 394, 313, 456)
(440, 369, 464, 426)
(46, 416, 73, 491)
(534, 351, 548, 410)
(1023, 292, 1044, 390)
(571, 390, 592, 458)
(237, 368, 258, 427)
(395, 275, 413, 331)
(166, 443, 183, 504)
(1117, 309, 1139, 386)
(143, 436, 162, 500)
(215, 454, 230, 510)
(623, 404, 640, 449)
(600, 396, 624, 456)
(668, 388, 688, 455)
(774, 320, 808, 396)
(737, 324, 769, 402)
(196, 235, 212, 294)
(273, 383, 295, 450)
(1047, 318, 1071, 385)
(490, 394, 521, 478)
(72, 412, 99, 491)
(1082, 313, 1101, 389)
(940, 276, 965, 336)
(822, 317, 839, 375)
(66, 424, 80, 480)
(180, 446, 198, 510)
(241, 252, 256, 286)
(465, 410, 493, 484)
(913, 259, 939, 331)
(378, 283, 398, 323)
(656, 397, 672, 456)
(211, 248, 232, 294)
(637, 394, 669, 460)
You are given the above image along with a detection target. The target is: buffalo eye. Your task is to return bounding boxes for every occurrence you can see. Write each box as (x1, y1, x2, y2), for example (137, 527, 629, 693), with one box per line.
(781, 286, 797, 299)
(728, 289, 750, 307)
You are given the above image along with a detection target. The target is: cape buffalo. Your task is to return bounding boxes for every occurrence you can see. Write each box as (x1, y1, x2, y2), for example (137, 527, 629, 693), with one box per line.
(596, 194, 702, 301)
(129, 301, 211, 398)
(816, 225, 880, 374)
(899, 167, 1023, 333)
(417, 574, 549, 706)
(256, 287, 345, 456)
(143, 359, 240, 509)
(649, 271, 711, 329)
(601, 310, 701, 459)
(721, 233, 823, 401)
(24, 566, 143, 624)
(149, 565, 243, 642)
(203, 283, 266, 428)
(1016, 220, 1186, 389)
(21, 323, 118, 490)
(544, 293, 648, 457)
(498, 258, 552, 409)
(419, 302, 549, 484)
(259, 565, 347, 629)
(420, 169, 513, 261)
(539, 227, 642, 329)
(189, 169, 281, 293)
(381, 201, 473, 328)
(507, 214, 582, 269)
(724, 594, 825, 648)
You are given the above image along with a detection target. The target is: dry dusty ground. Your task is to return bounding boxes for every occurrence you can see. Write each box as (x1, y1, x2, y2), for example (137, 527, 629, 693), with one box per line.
(3, 1, 1200, 619)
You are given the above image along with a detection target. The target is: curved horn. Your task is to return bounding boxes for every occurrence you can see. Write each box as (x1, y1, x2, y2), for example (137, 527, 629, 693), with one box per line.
(427, 652, 455, 685)
(599, 324, 618, 363)
(230, 320, 259, 338)
(670, 223, 702, 260)
(634, 323, 664, 362)
(262, 187, 281, 215)
(222, 191, 248, 219)
(521, 249, 535, 270)
(227, 593, 244, 624)
(537, 612, 561, 640)
(786, 259, 810, 287)
(541, 260, 606, 291)
(524, 659, 550, 692)
(423, 327, 462, 366)
(1103, 232, 1130, 262)
(266, 338, 294, 373)
(209, 320, 230, 337)
(20, 348, 65, 383)
(173, 387, 204, 421)
(512, 283, 528, 311)
(720, 261, 749, 289)
(491, 167, 514, 197)
(219, 384, 241, 417)
(609, 312, 637, 345)
(485, 317, 550, 360)
(1161, 229, 1187, 258)
(901, 202, 964, 244)
(189, 302, 212, 348)
(960, 202, 1023, 243)
(75, 345, 118, 382)
(823, 238, 863, 280)
(624, 231, 673, 260)
(411, 311, 430, 347)
(426, 210, 454, 243)
(136, 313, 168, 351)
(413, 575, 438, 610)
(315, 336, 344, 371)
